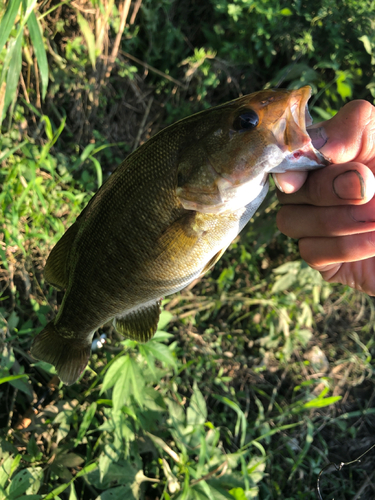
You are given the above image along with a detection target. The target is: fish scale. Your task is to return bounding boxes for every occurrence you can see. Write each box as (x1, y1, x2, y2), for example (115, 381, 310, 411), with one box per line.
(31, 86, 329, 385)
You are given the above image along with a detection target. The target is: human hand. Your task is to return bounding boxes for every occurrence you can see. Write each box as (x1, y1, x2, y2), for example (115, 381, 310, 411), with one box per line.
(275, 100, 375, 295)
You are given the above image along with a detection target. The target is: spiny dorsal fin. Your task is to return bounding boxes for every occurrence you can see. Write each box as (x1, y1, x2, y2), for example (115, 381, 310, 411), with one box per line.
(114, 300, 161, 342)
(44, 222, 79, 290)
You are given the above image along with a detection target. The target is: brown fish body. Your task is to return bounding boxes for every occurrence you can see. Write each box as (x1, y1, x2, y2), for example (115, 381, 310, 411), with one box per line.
(31, 86, 329, 384)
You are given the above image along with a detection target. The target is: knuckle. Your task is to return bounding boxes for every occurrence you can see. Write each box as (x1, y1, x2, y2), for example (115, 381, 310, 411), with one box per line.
(344, 100, 374, 121)
(306, 176, 323, 205)
(366, 231, 375, 249)
(276, 208, 288, 234)
(298, 238, 315, 265)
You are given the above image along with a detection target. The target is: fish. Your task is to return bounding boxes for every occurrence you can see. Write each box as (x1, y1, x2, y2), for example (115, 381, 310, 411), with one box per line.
(31, 85, 329, 385)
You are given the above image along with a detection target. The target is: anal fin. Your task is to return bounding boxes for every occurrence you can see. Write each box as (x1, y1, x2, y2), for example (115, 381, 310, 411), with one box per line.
(44, 222, 79, 290)
(114, 300, 161, 342)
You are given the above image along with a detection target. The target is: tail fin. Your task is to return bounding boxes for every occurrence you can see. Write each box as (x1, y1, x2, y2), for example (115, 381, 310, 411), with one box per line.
(31, 322, 91, 385)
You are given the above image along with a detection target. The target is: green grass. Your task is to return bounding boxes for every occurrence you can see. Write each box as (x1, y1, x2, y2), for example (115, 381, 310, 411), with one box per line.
(2, 114, 375, 499)
(1, 0, 375, 498)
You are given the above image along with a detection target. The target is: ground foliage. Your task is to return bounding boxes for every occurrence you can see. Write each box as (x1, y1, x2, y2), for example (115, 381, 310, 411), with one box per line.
(1, 0, 375, 499)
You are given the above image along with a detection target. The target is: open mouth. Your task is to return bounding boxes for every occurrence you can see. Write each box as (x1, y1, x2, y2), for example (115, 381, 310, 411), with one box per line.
(270, 86, 331, 172)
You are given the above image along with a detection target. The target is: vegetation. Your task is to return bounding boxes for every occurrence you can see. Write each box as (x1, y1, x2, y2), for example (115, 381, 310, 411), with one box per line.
(1, 0, 375, 499)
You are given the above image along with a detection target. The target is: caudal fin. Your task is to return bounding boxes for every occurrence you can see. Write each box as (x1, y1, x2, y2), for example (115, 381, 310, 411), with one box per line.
(31, 321, 91, 385)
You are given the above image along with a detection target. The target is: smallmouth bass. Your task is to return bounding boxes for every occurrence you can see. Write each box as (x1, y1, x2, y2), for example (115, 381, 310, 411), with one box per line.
(31, 86, 329, 384)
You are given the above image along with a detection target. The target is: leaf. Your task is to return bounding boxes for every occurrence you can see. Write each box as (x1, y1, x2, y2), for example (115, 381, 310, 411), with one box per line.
(303, 396, 342, 409)
(146, 432, 181, 463)
(271, 272, 298, 294)
(101, 355, 128, 393)
(336, 71, 352, 100)
(0, 0, 22, 55)
(6, 467, 43, 499)
(273, 261, 300, 275)
(313, 107, 336, 120)
(112, 355, 145, 411)
(2, 30, 23, 122)
(95, 485, 135, 500)
(0, 374, 27, 385)
(157, 310, 173, 330)
(69, 483, 78, 500)
(54, 453, 84, 468)
(359, 35, 372, 55)
(74, 402, 97, 446)
(99, 444, 121, 484)
(77, 13, 96, 68)
(279, 8, 292, 15)
(27, 11, 48, 100)
(89, 156, 103, 188)
(187, 382, 207, 426)
(212, 396, 246, 448)
(142, 340, 177, 370)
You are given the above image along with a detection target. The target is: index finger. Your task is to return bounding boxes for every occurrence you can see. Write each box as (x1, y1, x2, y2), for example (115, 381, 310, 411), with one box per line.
(277, 162, 375, 206)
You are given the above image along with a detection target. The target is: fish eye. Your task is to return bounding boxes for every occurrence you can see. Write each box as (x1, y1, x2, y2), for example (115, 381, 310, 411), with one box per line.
(233, 109, 259, 131)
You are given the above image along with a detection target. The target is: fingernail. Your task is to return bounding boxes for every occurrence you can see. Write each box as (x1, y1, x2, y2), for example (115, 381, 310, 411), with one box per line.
(307, 127, 328, 150)
(333, 170, 365, 200)
(272, 174, 284, 193)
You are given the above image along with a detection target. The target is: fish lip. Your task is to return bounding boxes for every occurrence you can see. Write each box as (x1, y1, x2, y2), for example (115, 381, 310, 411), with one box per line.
(289, 85, 312, 136)
(268, 86, 331, 172)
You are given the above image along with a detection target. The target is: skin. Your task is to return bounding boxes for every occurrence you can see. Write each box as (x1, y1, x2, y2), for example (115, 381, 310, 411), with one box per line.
(274, 100, 375, 295)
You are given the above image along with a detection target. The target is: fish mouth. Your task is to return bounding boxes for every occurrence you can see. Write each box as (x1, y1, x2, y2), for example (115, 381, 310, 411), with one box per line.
(269, 86, 330, 173)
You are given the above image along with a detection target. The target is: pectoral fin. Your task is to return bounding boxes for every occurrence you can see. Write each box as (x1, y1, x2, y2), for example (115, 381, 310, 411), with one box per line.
(114, 300, 161, 342)
(44, 222, 79, 290)
(199, 247, 227, 277)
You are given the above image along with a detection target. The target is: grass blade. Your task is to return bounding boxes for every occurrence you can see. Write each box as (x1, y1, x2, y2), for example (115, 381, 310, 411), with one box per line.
(2, 30, 23, 122)
(0, 0, 22, 54)
(27, 10, 48, 99)
(77, 12, 96, 68)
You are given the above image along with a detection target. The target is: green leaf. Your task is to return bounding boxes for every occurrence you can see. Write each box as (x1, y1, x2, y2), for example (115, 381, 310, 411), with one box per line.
(77, 12, 96, 68)
(69, 483, 78, 500)
(2, 30, 23, 122)
(0, 374, 27, 385)
(99, 444, 121, 483)
(359, 35, 372, 55)
(212, 396, 246, 448)
(336, 71, 352, 100)
(303, 396, 342, 409)
(112, 355, 144, 411)
(74, 402, 97, 446)
(27, 11, 48, 99)
(229, 488, 247, 500)
(6, 467, 43, 499)
(142, 341, 177, 370)
(96, 485, 135, 500)
(157, 310, 173, 330)
(101, 355, 128, 393)
(271, 272, 297, 293)
(187, 381, 207, 426)
(279, 8, 292, 15)
(89, 155, 103, 188)
(0, 0, 22, 55)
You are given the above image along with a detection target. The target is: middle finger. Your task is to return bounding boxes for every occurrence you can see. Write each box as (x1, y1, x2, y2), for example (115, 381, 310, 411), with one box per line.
(277, 197, 375, 239)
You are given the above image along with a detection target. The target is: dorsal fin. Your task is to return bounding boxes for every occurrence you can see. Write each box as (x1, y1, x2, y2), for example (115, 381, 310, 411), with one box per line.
(114, 300, 161, 342)
(44, 222, 79, 290)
